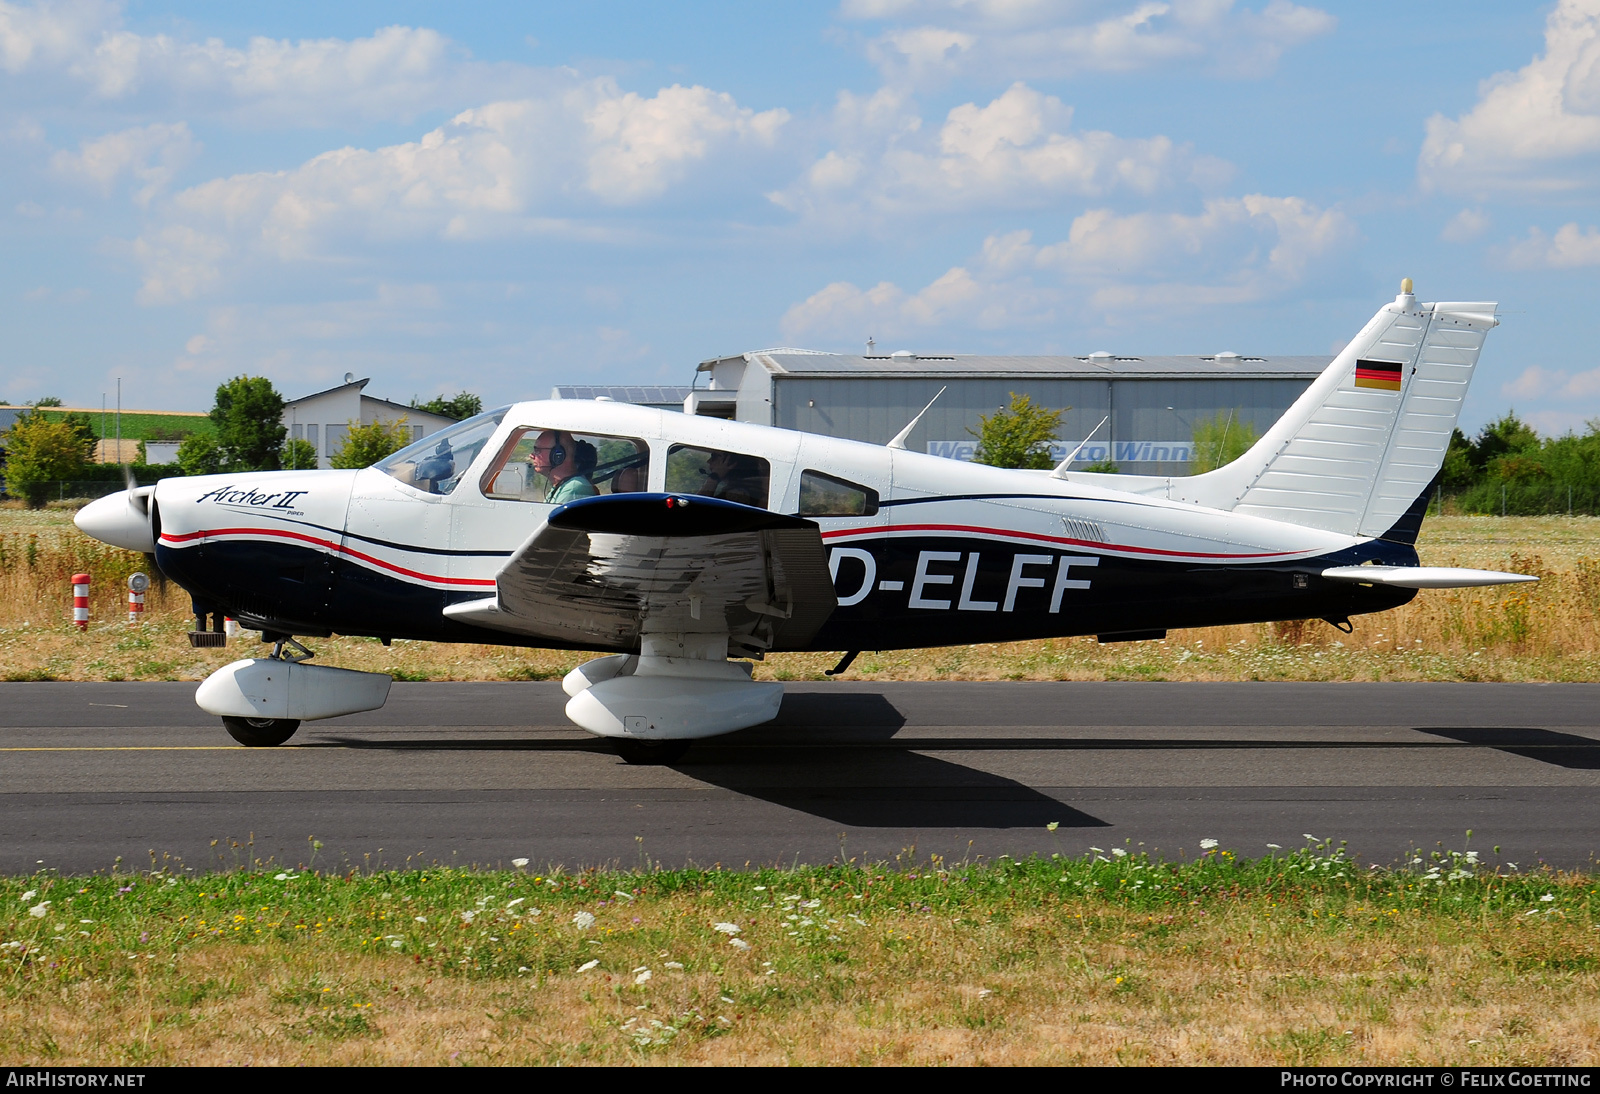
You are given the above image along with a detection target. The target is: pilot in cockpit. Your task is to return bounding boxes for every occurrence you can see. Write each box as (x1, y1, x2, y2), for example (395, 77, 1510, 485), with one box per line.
(528, 429, 599, 504)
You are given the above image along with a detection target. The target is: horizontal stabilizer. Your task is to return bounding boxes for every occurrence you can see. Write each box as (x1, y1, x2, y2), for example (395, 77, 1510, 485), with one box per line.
(1320, 565, 1537, 589)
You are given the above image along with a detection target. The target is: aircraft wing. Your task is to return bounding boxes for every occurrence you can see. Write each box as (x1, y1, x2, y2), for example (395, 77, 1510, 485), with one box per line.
(442, 493, 838, 655)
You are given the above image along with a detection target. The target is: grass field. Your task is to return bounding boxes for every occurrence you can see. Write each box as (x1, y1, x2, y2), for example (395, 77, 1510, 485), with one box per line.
(3, 507, 1599, 683)
(1, 841, 1594, 1065)
(25, 408, 213, 441)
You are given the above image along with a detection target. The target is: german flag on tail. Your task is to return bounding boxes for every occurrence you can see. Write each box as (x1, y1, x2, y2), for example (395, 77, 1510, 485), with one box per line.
(1354, 359, 1403, 391)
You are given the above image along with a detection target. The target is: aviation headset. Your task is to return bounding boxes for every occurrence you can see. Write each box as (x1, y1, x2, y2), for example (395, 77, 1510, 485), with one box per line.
(535, 432, 569, 470)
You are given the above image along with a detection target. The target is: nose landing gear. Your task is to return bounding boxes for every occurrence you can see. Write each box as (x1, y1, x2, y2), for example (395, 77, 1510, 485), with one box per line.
(222, 716, 301, 747)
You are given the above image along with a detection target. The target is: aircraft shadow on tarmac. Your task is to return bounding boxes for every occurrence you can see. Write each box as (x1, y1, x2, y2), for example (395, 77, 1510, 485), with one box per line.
(1416, 727, 1600, 770)
(320, 692, 1108, 831)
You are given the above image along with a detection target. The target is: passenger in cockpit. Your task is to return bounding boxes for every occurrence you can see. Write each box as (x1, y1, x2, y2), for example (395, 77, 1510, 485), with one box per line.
(701, 450, 768, 507)
(528, 429, 598, 505)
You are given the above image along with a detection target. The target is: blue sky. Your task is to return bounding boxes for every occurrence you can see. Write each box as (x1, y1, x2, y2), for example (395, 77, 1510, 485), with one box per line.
(2, 1, 1598, 436)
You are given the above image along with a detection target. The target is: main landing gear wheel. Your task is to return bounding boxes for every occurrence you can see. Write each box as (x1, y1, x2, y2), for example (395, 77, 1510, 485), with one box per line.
(222, 716, 301, 747)
(613, 739, 690, 765)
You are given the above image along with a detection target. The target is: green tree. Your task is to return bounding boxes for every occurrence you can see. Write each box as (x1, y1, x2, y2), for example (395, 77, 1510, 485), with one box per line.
(1440, 428, 1476, 494)
(1191, 410, 1261, 473)
(411, 392, 483, 420)
(2, 411, 87, 507)
(1468, 412, 1540, 474)
(969, 393, 1064, 470)
(176, 433, 223, 476)
(331, 418, 412, 469)
(29, 396, 63, 408)
(211, 376, 286, 471)
(281, 437, 318, 471)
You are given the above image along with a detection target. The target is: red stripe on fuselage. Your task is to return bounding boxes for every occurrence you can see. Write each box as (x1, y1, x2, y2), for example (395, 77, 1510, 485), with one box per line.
(158, 526, 496, 587)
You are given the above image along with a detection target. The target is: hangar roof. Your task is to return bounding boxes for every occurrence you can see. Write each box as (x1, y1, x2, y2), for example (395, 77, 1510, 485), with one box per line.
(698, 351, 1329, 380)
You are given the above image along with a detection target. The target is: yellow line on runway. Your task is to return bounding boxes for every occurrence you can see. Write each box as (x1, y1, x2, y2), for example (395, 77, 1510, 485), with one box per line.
(0, 746, 247, 751)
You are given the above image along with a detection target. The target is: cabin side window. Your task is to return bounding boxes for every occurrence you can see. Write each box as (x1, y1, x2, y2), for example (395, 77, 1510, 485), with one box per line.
(480, 429, 651, 504)
(665, 445, 771, 509)
(798, 470, 879, 517)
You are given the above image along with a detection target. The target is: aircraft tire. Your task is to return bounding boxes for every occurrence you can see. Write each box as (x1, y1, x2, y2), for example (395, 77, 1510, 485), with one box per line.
(222, 716, 302, 747)
(613, 739, 690, 765)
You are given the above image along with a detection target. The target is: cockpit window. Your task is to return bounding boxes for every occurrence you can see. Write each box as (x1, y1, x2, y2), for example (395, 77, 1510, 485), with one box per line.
(377, 407, 509, 495)
(480, 429, 651, 503)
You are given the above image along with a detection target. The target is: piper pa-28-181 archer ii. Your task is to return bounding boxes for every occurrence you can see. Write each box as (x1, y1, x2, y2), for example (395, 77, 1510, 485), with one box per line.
(76, 281, 1536, 763)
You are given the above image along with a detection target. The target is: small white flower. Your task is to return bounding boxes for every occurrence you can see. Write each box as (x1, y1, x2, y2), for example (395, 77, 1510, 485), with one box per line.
(28, 902, 49, 918)
(729, 937, 751, 950)
(274, 873, 289, 881)
(1540, 893, 1555, 903)
(1088, 847, 1104, 853)
(753, 886, 767, 891)
(613, 890, 634, 901)
(460, 910, 477, 923)
(573, 911, 596, 930)
(1304, 834, 1318, 841)
(713, 922, 741, 934)
(511, 858, 529, 868)
(977, 988, 993, 998)
(1111, 848, 1128, 858)
(665, 961, 684, 970)
(1200, 839, 1219, 850)
(577, 959, 599, 972)
(507, 898, 525, 908)
(1266, 843, 1282, 849)
(20, 891, 35, 903)
(634, 970, 652, 985)
(414, 916, 427, 923)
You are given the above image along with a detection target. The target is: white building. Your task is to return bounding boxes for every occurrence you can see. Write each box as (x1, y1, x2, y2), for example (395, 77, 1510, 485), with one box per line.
(281, 378, 458, 470)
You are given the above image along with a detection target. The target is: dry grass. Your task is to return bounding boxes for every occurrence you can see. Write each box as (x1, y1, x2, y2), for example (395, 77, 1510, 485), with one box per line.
(3, 848, 1596, 1066)
(5, 505, 1600, 682)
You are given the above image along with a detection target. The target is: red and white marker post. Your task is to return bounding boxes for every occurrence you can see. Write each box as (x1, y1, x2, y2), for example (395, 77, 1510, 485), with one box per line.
(72, 572, 90, 630)
(128, 572, 149, 624)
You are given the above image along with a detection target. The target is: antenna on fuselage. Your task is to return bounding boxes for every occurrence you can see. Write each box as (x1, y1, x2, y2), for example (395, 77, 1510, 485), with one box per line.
(1049, 415, 1109, 479)
(886, 386, 946, 451)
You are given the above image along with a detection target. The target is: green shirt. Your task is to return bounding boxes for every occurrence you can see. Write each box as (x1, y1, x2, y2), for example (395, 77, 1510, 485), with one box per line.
(548, 475, 598, 505)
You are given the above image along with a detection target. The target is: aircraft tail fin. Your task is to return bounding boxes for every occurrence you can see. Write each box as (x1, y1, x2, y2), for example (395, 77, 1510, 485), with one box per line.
(1172, 285, 1497, 540)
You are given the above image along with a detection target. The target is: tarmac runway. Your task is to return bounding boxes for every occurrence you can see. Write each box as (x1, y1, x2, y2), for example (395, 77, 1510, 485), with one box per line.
(1, 680, 1598, 875)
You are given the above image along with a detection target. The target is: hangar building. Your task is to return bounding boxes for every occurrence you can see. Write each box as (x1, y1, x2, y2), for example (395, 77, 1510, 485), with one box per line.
(686, 349, 1328, 476)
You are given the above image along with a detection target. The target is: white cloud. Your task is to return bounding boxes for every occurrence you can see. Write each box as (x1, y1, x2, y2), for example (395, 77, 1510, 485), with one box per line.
(1037, 194, 1353, 283)
(125, 80, 787, 300)
(780, 264, 1052, 342)
(51, 121, 196, 203)
(0, 2, 551, 125)
(584, 84, 788, 202)
(842, 0, 1336, 86)
(1440, 207, 1490, 243)
(1502, 364, 1600, 402)
(0, 0, 110, 74)
(1420, 0, 1600, 194)
(1498, 222, 1600, 268)
(773, 82, 1207, 223)
(780, 192, 1352, 340)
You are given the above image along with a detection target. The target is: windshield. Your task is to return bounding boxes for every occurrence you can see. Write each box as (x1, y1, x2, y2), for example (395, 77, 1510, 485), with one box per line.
(377, 407, 509, 494)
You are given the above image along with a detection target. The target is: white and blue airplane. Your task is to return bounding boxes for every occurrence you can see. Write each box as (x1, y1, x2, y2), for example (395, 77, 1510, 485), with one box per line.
(76, 282, 1534, 762)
